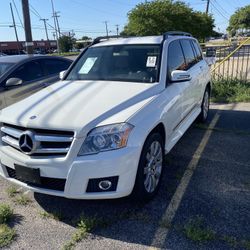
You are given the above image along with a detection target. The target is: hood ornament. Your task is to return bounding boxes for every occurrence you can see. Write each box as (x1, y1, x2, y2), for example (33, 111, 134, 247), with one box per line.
(30, 115, 37, 120)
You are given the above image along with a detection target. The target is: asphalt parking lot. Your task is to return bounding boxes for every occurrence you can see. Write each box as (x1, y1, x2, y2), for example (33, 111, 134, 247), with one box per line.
(0, 103, 249, 250)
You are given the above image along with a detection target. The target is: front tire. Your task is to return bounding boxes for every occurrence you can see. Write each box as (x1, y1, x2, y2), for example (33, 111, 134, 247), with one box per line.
(132, 133, 164, 201)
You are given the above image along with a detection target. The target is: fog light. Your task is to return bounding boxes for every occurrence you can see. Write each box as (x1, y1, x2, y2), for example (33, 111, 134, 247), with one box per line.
(86, 176, 118, 193)
(98, 180, 112, 191)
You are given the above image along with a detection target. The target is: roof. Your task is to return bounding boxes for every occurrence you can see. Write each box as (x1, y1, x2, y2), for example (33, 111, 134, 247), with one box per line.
(0, 55, 41, 63)
(91, 34, 196, 47)
(92, 36, 163, 47)
(0, 54, 72, 63)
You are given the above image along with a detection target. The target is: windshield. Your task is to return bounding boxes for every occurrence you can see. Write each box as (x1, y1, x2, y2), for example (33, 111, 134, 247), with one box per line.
(66, 44, 161, 83)
(0, 62, 14, 76)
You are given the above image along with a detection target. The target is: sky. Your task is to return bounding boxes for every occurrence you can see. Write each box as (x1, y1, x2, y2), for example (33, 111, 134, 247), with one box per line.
(0, 0, 248, 42)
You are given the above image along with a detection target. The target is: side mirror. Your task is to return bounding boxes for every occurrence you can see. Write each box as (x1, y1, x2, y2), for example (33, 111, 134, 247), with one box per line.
(6, 78, 23, 87)
(59, 70, 66, 80)
(171, 70, 191, 82)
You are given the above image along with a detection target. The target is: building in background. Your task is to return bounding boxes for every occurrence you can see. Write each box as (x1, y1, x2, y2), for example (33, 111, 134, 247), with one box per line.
(0, 40, 57, 55)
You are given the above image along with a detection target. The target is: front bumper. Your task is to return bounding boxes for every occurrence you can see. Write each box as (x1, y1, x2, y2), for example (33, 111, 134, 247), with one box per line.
(0, 145, 141, 199)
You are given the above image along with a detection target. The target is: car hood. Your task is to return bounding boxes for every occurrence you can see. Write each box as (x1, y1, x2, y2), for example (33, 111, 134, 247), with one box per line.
(0, 80, 162, 137)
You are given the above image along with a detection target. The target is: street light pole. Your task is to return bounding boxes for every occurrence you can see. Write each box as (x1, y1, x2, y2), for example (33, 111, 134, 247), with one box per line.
(115, 24, 119, 37)
(104, 21, 109, 37)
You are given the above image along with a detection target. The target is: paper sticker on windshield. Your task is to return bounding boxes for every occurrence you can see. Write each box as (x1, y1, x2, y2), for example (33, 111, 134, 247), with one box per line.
(79, 57, 97, 74)
(146, 56, 157, 67)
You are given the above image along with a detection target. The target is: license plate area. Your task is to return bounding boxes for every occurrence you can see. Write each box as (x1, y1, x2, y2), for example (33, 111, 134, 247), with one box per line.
(14, 164, 41, 185)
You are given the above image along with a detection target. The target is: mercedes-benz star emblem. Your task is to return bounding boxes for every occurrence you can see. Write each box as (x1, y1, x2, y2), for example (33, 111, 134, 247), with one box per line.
(19, 131, 36, 154)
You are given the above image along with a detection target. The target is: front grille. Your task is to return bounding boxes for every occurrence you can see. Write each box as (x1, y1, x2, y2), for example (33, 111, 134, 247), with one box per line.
(5, 166, 66, 191)
(1, 123, 74, 157)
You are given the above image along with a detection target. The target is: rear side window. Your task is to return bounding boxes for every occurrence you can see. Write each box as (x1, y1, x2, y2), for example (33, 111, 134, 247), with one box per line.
(43, 59, 71, 75)
(180, 40, 197, 69)
(192, 41, 203, 61)
(167, 40, 186, 79)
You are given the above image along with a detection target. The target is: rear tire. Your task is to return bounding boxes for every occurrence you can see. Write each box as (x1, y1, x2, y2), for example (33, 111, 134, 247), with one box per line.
(197, 87, 210, 123)
(132, 133, 164, 201)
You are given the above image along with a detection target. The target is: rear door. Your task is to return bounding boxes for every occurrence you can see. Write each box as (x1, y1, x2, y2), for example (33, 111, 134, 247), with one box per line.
(3, 60, 47, 107)
(191, 40, 209, 102)
(179, 39, 200, 119)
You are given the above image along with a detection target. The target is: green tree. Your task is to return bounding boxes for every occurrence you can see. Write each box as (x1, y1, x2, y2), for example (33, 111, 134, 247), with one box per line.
(58, 35, 74, 52)
(121, 0, 214, 40)
(227, 5, 250, 35)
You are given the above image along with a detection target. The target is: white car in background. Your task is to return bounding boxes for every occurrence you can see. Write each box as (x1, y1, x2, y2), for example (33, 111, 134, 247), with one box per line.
(0, 32, 211, 201)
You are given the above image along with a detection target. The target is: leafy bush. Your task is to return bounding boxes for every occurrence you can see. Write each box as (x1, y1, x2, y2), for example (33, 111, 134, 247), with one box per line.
(0, 224, 15, 247)
(0, 204, 13, 224)
(212, 79, 250, 103)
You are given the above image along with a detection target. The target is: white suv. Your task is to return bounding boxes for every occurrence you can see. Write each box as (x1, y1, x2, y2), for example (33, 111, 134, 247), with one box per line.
(0, 32, 210, 200)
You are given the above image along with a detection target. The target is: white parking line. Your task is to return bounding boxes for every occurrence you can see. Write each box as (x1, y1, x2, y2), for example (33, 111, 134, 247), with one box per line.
(148, 112, 220, 249)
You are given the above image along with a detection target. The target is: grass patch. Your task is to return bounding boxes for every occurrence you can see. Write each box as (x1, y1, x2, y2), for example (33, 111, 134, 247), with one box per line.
(51, 52, 80, 57)
(14, 194, 32, 206)
(211, 79, 250, 103)
(39, 211, 63, 221)
(63, 215, 109, 250)
(6, 185, 19, 198)
(0, 204, 13, 224)
(183, 216, 215, 243)
(0, 224, 15, 248)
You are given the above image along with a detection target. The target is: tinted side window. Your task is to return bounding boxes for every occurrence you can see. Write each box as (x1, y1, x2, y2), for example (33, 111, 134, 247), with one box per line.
(180, 40, 196, 69)
(44, 59, 71, 75)
(167, 40, 186, 79)
(192, 41, 203, 61)
(8, 61, 43, 83)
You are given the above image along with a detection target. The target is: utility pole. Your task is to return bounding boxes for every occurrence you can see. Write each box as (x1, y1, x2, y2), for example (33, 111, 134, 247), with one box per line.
(104, 21, 109, 37)
(9, 2, 20, 54)
(40, 18, 49, 41)
(21, 0, 33, 54)
(54, 11, 61, 37)
(51, 0, 59, 53)
(52, 32, 56, 41)
(206, 0, 210, 14)
(115, 24, 119, 37)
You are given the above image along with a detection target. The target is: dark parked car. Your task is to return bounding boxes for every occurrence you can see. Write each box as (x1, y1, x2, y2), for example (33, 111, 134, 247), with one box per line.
(0, 55, 72, 109)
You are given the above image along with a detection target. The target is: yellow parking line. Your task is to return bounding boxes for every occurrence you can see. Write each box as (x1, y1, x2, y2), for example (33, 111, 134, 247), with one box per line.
(148, 112, 220, 249)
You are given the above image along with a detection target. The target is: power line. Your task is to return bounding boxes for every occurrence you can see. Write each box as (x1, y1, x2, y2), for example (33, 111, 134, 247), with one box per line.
(213, 0, 231, 17)
(12, 0, 24, 28)
(10, 2, 20, 53)
(210, 1, 229, 21)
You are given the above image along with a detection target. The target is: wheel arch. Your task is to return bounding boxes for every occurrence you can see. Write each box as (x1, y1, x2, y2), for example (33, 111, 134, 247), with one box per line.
(147, 122, 166, 147)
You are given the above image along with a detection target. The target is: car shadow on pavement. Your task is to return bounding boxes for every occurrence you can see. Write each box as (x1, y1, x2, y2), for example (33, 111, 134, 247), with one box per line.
(34, 108, 250, 248)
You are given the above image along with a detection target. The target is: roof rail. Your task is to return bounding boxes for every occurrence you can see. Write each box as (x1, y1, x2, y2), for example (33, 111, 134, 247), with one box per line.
(91, 35, 130, 45)
(163, 31, 192, 40)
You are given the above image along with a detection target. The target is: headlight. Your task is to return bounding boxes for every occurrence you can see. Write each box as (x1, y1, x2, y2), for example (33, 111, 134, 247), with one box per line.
(78, 123, 134, 156)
